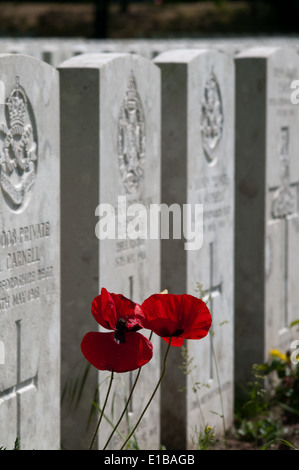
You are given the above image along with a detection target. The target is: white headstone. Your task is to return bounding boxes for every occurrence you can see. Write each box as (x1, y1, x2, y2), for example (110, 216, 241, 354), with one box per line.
(235, 47, 299, 393)
(59, 52, 161, 450)
(154, 48, 234, 449)
(0, 54, 60, 450)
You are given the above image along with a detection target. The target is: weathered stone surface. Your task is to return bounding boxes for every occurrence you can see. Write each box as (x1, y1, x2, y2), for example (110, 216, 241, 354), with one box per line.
(59, 52, 161, 450)
(0, 54, 60, 450)
(154, 48, 234, 449)
(235, 47, 299, 392)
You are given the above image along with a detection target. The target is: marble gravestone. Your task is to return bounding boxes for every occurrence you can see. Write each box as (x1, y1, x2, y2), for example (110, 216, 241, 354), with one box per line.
(154, 49, 234, 449)
(235, 47, 299, 393)
(59, 53, 161, 450)
(0, 54, 60, 450)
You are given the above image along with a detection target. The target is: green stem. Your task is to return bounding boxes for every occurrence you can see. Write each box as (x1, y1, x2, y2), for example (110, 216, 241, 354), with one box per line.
(103, 367, 142, 450)
(89, 370, 114, 450)
(103, 331, 153, 450)
(192, 375, 206, 430)
(120, 337, 172, 450)
(211, 338, 227, 447)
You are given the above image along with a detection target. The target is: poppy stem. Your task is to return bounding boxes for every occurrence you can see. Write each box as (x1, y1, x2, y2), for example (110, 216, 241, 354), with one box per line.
(103, 367, 142, 450)
(211, 337, 227, 448)
(120, 337, 172, 450)
(89, 370, 114, 450)
(102, 331, 153, 450)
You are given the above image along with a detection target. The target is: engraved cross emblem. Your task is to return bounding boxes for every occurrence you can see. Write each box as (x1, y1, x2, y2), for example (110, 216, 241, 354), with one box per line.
(0, 320, 38, 448)
(272, 127, 295, 219)
(271, 127, 297, 328)
(202, 242, 222, 379)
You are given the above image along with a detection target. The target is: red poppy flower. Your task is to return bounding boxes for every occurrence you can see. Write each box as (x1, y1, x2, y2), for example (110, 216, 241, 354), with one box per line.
(141, 293, 212, 346)
(81, 331, 153, 373)
(91, 288, 145, 335)
(81, 288, 153, 373)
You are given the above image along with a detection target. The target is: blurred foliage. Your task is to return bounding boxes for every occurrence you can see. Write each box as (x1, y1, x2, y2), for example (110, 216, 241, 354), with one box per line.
(234, 344, 299, 448)
(0, 0, 299, 38)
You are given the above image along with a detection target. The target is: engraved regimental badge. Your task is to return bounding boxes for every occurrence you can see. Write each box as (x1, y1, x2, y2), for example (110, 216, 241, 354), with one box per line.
(118, 72, 146, 194)
(0, 77, 37, 210)
(200, 72, 224, 164)
(272, 127, 295, 219)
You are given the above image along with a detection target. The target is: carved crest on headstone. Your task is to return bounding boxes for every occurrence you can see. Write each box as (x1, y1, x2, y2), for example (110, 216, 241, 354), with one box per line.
(272, 127, 295, 219)
(0, 77, 37, 210)
(117, 71, 146, 194)
(200, 72, 224, 163)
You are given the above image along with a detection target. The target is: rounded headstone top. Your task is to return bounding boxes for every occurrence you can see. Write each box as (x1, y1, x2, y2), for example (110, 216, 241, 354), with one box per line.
(236, 46, 284, 59)
(59, 52, 135, 69)
(153, 48, 221, 64)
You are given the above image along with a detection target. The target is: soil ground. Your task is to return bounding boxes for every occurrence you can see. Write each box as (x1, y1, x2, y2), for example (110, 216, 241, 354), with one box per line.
(212, 419, 299, 450)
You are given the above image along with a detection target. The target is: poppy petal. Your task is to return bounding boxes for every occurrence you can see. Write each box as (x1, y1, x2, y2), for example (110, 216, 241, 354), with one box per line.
(179, 294, 212, 339)
(141, 294, 182, 336)
(111, 293, 145, 330)
(141, 293, 212, 342)
(81, 331, 153, 373)
(90, 288, 116, 330)
(91, 288, 144, 331)
(162, 336, 184, 347)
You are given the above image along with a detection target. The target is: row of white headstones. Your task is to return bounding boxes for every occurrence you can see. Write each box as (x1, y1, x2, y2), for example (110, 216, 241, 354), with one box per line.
(0, 43, 298, 450)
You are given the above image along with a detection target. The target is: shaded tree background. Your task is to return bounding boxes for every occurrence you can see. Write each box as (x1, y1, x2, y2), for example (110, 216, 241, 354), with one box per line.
(0, 0, 298, 39)
(94, 0, 130, 38)
(93, 0, 299, 38)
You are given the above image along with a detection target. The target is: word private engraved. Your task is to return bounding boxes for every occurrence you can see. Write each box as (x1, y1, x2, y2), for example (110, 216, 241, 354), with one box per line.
(200, 71, 224, 164)
(0, 76, 37, 211)
(272, 127, 295, 219)
(117, 71, 146, 194)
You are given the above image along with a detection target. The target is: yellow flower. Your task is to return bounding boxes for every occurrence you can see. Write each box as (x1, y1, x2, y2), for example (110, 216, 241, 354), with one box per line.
(269, 349, 287, 361)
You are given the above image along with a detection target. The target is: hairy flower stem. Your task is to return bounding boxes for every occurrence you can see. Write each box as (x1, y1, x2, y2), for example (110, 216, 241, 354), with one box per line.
(103, 332, 153, 450)
(103, 367, 141, 450)
(211, 338, 227, 448)
(120, 337, 172, 450)
(89, 371, 114, 450)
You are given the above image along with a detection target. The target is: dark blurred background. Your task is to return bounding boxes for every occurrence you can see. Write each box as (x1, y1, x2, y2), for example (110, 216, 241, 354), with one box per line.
(1, 0, 299, 39)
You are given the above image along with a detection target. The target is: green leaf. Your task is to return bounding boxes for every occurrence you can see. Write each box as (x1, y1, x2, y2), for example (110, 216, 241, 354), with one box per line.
(279, 402, 299, 416)
(290, 319, 299, 330)
(260, 438, 297, 450)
